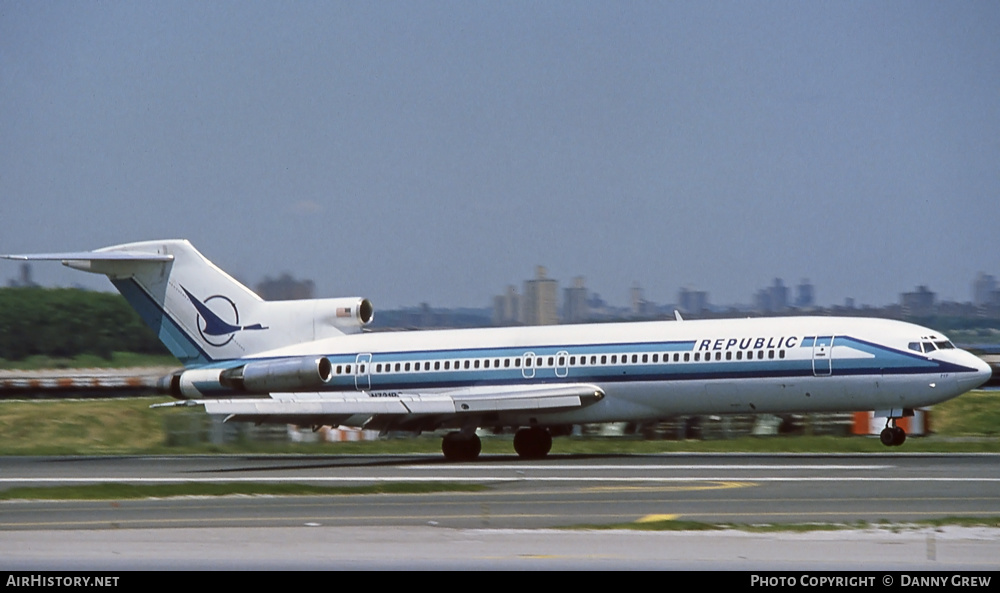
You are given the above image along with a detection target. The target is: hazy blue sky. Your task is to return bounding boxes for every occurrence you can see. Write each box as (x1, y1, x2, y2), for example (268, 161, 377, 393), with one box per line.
(2, 2, 998, 308)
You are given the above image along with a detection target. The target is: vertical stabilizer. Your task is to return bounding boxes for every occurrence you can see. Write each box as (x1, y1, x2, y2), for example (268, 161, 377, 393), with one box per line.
(4, 240, 374, 366)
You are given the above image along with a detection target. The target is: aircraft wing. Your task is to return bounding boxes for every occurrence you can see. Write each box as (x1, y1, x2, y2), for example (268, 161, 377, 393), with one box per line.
(153, 383, 605, 420)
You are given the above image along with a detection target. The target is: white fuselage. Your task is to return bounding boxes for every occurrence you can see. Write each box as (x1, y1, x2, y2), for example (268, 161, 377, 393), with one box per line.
(207, 315, 990, 427)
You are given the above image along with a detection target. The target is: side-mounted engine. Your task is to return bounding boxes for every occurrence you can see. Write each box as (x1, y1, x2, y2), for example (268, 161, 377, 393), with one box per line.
(160, 356, 334, 399)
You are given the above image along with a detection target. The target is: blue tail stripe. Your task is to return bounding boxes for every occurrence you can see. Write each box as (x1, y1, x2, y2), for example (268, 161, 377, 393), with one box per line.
(111, 279, 213, 366)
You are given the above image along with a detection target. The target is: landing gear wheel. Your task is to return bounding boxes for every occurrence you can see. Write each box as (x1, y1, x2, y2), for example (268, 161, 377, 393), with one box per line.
(513, 427, 552, 459)
(441, 432, 482, 462)
(879, 425, 907, 447)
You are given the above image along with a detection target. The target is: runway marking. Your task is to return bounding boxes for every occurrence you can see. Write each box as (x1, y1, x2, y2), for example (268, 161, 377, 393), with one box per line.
(3, 476, 1000, 484)
(583, 481, 756, 492)
(406, 464, 895, 470)
(636, 514, 680, 522)
(5, 508, 999, 530)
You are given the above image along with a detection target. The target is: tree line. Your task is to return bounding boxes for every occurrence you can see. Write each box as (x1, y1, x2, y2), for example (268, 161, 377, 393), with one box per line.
(0, 287, 168, 360)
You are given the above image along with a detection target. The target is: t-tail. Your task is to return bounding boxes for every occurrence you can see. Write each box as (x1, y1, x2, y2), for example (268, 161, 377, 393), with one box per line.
(2, 240, 373, 366)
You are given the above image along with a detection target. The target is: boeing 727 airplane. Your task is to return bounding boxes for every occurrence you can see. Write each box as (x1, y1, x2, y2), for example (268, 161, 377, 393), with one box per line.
(4, 240, 991, 460)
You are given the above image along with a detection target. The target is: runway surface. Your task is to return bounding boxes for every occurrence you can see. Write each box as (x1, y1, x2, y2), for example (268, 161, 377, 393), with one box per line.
(2, 453, 999, 569)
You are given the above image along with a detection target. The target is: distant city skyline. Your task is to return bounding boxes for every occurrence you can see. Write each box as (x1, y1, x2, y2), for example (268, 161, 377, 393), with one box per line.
(5, 261, 999, 313)
(3, 3, 998, 308)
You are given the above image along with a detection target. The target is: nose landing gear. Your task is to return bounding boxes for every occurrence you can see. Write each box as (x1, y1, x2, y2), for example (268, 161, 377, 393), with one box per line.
(879, 420, 906, 447)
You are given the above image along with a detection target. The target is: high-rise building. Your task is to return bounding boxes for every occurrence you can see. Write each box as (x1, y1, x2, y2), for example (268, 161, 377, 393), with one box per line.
(630, 282, 647, 316)
(6, 263, 38, 288)
(901, 285, 935, 316)
(795, 278, 815, 308)
(973, 273, 998, 307)
(563, 276, 589, 323)
(521, 266, 559, 325)
(754, 278, 789, 313)
(678, 286, 709, 315)
(493, 285, 521, 326)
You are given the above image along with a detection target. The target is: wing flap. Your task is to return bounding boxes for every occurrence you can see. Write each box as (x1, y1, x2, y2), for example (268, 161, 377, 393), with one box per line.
(153, 383, 605, 418)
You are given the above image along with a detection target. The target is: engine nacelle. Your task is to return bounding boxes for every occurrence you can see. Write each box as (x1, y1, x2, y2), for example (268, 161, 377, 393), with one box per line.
(164, 356, 333, 398)
(312, 297, 374, 335)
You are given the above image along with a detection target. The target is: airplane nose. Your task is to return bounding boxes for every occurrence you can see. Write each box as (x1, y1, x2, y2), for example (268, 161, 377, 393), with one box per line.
(959, 353, 993, 390)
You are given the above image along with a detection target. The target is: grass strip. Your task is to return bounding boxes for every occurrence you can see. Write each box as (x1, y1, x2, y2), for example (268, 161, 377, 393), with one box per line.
(1, 390, 998, 456)
(0, 481, 487, 501)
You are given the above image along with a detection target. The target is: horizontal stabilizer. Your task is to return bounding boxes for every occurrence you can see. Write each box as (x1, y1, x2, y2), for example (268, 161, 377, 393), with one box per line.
(2, 251, 173, 262)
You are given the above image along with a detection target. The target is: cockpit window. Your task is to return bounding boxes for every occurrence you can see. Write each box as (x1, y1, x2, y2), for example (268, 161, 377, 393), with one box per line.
(935, 340, 955, 350)
(922, 342, 936, 352)
(908, 342, 922, 353)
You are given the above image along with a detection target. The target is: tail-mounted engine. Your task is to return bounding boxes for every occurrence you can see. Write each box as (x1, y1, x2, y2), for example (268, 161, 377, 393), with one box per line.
(313, 297, 374, 335)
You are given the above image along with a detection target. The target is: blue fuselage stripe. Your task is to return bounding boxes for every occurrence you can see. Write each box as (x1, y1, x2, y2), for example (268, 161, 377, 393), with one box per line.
(212, 336, 973, 394)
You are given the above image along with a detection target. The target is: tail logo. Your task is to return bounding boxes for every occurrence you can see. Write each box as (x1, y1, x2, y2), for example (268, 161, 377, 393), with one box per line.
(180, 286, 268, 347)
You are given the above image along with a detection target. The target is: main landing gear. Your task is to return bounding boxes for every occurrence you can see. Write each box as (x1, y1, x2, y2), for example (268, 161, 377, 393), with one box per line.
(513, 427, 552, 459)
(441, 431, 482, 462)
(440, 427, 554, 461)
(879, 420, 907, 447)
